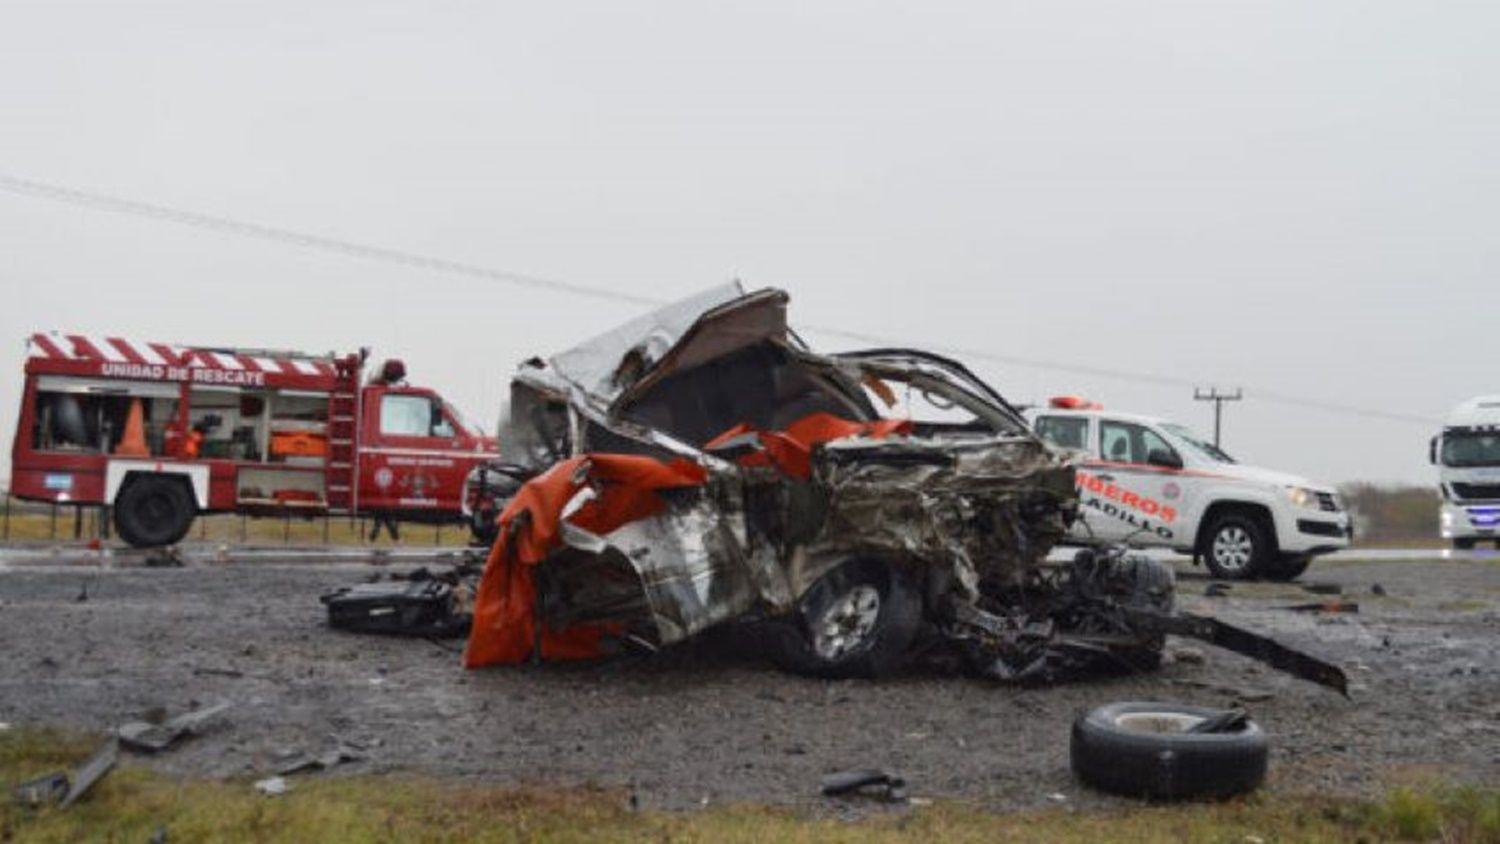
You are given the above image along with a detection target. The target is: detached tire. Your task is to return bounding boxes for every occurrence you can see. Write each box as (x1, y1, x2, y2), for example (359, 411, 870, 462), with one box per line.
(767, 559, 921, 679)
(1071, 702, 1267, 800)
(114, 476, 195, 548)
(1202, 513, 1271, 580)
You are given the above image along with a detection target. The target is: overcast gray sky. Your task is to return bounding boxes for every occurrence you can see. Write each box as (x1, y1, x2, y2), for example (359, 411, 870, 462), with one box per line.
(3, 1, 1495, 487)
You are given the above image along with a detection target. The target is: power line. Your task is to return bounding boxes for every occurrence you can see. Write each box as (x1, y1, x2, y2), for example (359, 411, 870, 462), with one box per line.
(0, 172, 1440, 427)
(0, 173, 659, 308)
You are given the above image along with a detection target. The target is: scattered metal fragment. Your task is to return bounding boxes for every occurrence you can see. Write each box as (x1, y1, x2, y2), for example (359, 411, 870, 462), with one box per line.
(59, 738, 118, 809)
(1371, 583, 1387, 596)
(117, 702, 231, 753)
(1301, 583, 1343, 595)
(12, 772, 69, 807)
(275, 746, 363, 776)
(820, 768, 908, 803)
(1204, 582, 1231, 597)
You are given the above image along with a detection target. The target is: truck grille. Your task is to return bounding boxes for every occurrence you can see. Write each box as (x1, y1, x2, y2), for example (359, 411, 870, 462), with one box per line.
(1452, 482, 1500, 501)
(1316, 492, 1340, 512)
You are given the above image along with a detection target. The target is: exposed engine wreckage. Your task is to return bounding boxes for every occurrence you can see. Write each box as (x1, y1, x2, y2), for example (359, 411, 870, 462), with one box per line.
(447, 283, 1344, 692)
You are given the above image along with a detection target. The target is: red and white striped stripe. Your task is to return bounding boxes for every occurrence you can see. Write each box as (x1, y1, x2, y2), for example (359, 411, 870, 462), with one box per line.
(27, 332, 336, 377)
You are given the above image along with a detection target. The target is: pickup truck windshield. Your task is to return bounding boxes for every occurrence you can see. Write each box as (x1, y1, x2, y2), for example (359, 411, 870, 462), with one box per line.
(1161, 423, 1236, 464)
(1441, 430, 1500, 467)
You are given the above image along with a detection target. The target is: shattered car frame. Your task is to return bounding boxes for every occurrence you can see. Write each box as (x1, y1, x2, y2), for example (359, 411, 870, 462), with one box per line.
(464, 283, 1346, 692)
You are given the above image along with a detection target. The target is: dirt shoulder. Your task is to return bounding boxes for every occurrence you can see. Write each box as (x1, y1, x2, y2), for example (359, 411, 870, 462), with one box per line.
(0, 553, 1495, 811)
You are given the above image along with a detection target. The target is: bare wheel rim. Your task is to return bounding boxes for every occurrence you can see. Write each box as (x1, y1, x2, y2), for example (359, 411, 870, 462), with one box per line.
(1211, 525, 1254, 572)
(812, 584, 881, 660)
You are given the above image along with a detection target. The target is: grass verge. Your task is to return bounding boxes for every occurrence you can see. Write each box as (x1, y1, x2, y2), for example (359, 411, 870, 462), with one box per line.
(3, 727, 1499, 843)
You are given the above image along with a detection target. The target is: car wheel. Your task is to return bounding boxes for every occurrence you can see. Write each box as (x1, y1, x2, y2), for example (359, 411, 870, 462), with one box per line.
(114, 476, 196, 548)
(1452, 538, 1476, 551)
(1071, 701, 1268, 799)
(1202, 514, 1270, 580)
(1263, 553, 1313, 582)
(767, 559, 922, 679)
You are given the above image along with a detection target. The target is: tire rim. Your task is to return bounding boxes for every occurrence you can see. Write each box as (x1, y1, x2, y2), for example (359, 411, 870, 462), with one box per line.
(1114, 712, 1206, 735)
(812, 585, 881, 661)
(1211, 526, 1254, 573)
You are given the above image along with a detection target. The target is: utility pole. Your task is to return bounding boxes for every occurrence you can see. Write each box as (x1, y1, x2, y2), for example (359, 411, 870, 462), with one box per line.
(1194, 387, 1243, 448)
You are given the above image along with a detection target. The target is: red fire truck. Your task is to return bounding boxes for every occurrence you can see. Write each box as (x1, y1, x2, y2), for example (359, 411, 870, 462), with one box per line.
(10, 332, 500, 547)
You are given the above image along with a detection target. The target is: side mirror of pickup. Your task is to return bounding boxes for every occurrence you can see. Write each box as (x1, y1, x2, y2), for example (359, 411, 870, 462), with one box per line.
(1147, 448, 1183, 470)
(1429, 436, 1439, 465)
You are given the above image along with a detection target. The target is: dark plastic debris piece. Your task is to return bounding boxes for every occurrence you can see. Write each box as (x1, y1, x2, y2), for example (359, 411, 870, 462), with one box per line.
(820, 768, 908, 802)
(1282, 601, 1359, 614)
(1187, 707, 1250, 734)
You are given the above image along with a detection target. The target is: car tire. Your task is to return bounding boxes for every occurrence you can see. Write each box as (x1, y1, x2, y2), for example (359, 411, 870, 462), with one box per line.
(1070, 701, 1268, 800)
(1202, 513, 1271, 580)
(1452, 538, 1476, 551)
(1264, 553, 1313, 582)
(114, 476, 196, 548)
(767, 559, 922, 679)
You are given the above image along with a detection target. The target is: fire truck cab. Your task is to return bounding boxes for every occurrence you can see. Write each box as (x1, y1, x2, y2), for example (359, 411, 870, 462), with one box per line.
(10, 332, 498, 547)
(1030, 396, 1352, 581)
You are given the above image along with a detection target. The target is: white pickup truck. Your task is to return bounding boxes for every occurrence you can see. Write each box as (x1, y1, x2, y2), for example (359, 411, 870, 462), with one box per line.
(1030, 398, 1352, 580)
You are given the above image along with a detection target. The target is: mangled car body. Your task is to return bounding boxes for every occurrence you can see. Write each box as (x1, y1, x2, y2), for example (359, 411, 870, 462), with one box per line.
(462, 284, 1346, 691)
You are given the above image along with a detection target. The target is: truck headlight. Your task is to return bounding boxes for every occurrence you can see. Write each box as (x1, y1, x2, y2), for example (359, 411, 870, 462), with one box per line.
(1285, 486, 1319, 509)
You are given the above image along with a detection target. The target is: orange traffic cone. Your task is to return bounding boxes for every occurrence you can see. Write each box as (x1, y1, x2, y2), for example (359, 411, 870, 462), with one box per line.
(114, 398, 150, 457)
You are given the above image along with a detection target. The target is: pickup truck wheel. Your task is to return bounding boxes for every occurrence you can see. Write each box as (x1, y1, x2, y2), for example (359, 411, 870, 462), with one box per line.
(1071, 701, 1267, 799)
(114, 476, 196, 548)
(766, 559, 921, 679)
(1264, 553, 1313, 582)
(1203, 514, 1270, 580)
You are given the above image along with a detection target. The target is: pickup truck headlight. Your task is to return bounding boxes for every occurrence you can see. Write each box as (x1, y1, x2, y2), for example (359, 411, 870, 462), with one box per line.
(1285, 486, 1321, 509)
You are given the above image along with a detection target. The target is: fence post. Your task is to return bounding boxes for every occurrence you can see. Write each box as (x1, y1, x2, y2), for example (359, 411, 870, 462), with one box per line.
(50, 502, 58, 539)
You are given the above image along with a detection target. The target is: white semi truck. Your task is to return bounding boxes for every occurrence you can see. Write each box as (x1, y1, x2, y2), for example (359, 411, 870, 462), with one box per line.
(1430, 395, 1500, 550)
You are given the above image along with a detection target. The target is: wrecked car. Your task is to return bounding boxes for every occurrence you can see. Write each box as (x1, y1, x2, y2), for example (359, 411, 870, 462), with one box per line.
(455, 283, 1344, 691)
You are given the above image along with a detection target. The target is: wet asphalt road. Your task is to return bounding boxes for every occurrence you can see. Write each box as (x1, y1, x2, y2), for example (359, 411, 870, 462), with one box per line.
(0, 548, 1496, 811)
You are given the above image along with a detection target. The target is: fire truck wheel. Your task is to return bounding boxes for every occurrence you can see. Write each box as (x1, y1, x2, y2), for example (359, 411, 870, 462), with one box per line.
(1071, 701, 1267, 799)
(766, 559, 922, 679)
(1264, 553, 1313, 582)
(114, 476, 196, 548)
(1202, 513, 1270, 580)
